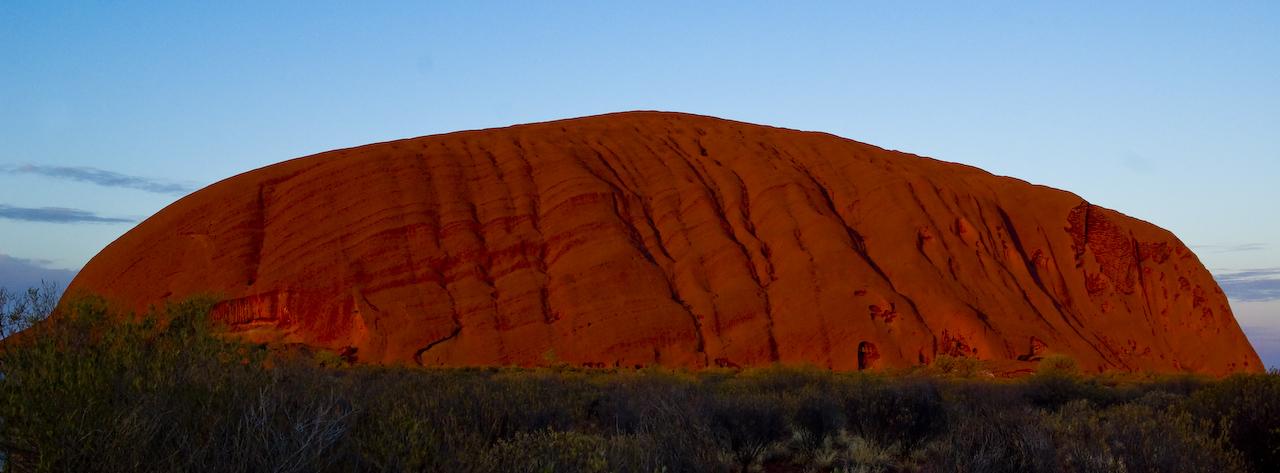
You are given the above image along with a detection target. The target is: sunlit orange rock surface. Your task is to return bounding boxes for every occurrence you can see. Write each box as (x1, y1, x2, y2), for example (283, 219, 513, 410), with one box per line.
(67, 112, 1261, 374)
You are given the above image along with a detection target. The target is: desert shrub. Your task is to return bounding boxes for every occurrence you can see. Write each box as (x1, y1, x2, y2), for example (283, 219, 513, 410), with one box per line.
(477, 429, 667, 473)
(929, 354, 984, 378)
(174, 361, 354, 473)
(783, 430, 902, 473)
(1041, 400, 1118, 473)
(791, 387, 847, 448)
(707, 389, 789, 472)
(914, 381, 1055, 472)
(3, 291, 1277, 472)
(342, 371, 493, 471)
(1185, 372, 1280, 472)
(595, 433, 668, 473)
(0, 295, 360, 473)
(1035, 354, 1079, 377)
(1022, 374, 1089, 409)
(1137, 372, 1208, 398)
(843, 434, 903, 473)
(730, 364, 836, 392)
(588, 372, 723, 472)
(479, 429, 610, 473)
(918, 403, 1055, 473)
(489, 371, 599, 434)
(1101, 402, 1242, 472)
(1046, 399, 1244, 473)
(842, 377, 946, 449)
(589, 370, 694, 433)
(342, 368, 598, 472)
(1131, 389, 1183, 411)
(1021, 368, 1122, 410)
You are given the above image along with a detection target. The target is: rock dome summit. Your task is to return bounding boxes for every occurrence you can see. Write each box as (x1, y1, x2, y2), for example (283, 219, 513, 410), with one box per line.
(66, 112, 1261, 374)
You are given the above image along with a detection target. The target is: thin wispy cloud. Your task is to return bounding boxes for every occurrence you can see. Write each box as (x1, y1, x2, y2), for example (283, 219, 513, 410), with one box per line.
(0, 204, 134, 224)
(1193, 243, 1268, 253)
(1, 164, 195, 195)
(1215, 268, 1280, 302)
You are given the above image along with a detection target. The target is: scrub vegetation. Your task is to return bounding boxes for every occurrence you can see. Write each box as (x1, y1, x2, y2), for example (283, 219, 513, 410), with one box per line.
(1, 288, 1276, 472)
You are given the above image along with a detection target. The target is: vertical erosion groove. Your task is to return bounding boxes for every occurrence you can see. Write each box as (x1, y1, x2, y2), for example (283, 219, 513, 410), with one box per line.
(1036, 224, 1116, 368)
(245, 184, 268, 286)
(386, 153, 428, 357)
(685, 153, 764, 342)
(723, 167, 780, 361)
(752, 147, 834, 357)
(463, 142, 506, 360)
(906, 182, 953, 279)
(462, 141, 508, 361)
(1130, 234, 1158, 338)
(508, 138, 554, 327)
(414, 144, 462, 365)
(666, 135, 768, 349)
(672, 134, 776, 361)
(602, 136, 711, 361)
(995, 206, 1065, 334)
(784, 151, 934, 342)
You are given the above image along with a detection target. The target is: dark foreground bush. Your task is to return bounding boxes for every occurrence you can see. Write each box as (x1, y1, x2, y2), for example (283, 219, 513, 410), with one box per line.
(1187, 373, 1280, 472)
(0, 293, 1275, 472)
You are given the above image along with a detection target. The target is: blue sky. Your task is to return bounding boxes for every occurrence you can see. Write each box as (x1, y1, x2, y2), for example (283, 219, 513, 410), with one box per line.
(1, 1, 1277, 365)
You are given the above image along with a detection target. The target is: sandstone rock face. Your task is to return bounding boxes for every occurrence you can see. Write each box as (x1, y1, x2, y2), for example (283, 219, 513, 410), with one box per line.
(67, 112, 1261, 374)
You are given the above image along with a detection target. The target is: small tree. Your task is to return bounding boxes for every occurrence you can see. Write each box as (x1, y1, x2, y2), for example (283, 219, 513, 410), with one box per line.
(0, 282, 58, 338)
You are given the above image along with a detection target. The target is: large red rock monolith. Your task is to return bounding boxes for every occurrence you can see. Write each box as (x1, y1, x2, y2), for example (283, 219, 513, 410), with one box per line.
(66, 112, 1261, 374)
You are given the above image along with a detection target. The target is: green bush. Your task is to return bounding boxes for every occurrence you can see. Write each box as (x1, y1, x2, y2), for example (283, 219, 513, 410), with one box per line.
(1186, 372, 1280, 472)
(0, 295, 336, 472)
(1046, 399, 1245, 472)
(1035, 354, 1079, 377)
(1022, 369, 1117, 410)
(928, 354, 985, 378)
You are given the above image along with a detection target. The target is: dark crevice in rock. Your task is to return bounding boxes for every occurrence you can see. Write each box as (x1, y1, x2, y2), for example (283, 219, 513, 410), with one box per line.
(245, 184, 268, 286)
(784, 152, 935, 347)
